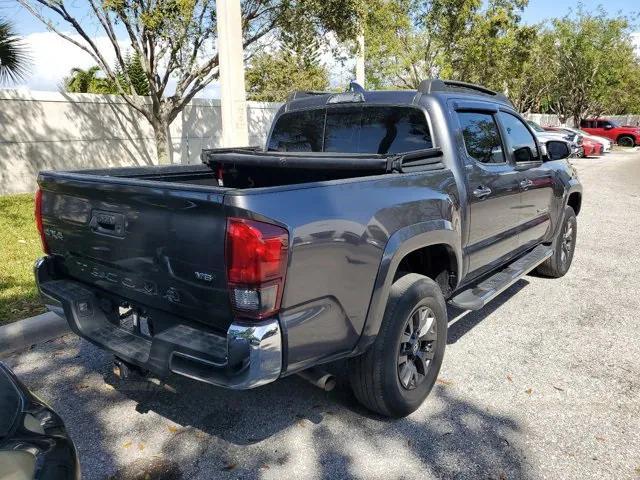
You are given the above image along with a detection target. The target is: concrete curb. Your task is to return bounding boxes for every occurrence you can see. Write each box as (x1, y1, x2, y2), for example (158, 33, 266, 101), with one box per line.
(0, 312, 70, 357)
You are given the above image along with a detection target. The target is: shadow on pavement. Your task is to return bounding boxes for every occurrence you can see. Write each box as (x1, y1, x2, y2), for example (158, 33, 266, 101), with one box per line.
(104, 359, 526, 478)
(4, 307, 528, 479)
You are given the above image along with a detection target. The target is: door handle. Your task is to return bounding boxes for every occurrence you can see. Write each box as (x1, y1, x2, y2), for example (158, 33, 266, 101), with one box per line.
(473, 186, 492, 199)
(520, 179, 534, 189)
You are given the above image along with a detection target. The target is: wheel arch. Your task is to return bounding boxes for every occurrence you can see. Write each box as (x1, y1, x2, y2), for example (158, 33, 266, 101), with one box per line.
(393, 243, 458, 297)
(567, 191, 582, 215)
(616, 133, 636, 145)
(353, 220, 461, 355)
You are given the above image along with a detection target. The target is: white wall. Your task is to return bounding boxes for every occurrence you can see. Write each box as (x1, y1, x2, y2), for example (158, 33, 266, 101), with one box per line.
(3, 90, 638, 194)
(523, 113, 640, 128)
(0, 90, 281, 194)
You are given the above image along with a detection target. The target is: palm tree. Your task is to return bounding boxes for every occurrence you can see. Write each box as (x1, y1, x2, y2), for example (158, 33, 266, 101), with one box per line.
(63, 54, 150, 96)
(0, 18, 28, 84)
(63, 66, 120, 94)
(64, 66, 103, 93)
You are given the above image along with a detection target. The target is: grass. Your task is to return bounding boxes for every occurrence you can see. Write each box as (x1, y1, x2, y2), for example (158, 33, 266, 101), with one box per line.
(0, 194, 46, 325)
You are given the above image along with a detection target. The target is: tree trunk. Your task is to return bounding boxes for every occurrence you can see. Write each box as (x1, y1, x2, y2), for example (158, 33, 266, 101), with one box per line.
(572, 112, 581, 128)
(557, 112, 568, 125)
(151, 118, 173, 165)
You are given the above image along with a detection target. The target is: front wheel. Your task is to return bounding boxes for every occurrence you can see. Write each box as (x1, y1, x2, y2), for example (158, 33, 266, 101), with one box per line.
(536, 206, 577, 278)
(348, 274, 447, 417)
(617, 135, 635, 148)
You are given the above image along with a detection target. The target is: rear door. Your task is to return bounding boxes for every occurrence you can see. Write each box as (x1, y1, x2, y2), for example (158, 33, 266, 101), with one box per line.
(496, 111, 554, 249)
(38, 174, 233, 332)
(453, 104, 522, 276)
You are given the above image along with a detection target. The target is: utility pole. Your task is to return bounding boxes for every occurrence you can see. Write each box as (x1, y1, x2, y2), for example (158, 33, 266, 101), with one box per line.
(356, 32, 365, 87)
(216, 0, 249, 147)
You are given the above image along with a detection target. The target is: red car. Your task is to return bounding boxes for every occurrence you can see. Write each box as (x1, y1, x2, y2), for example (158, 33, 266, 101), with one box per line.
(580, 136, 603, 157)
(580, 118, 640, 147)
(545, 127, 603, 157)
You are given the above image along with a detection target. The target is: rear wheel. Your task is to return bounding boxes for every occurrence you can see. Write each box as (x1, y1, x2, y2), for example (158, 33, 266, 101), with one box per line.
(536, 206, 577, 278)
(349, 274, 447, 417)
(617, 135, 635, 147)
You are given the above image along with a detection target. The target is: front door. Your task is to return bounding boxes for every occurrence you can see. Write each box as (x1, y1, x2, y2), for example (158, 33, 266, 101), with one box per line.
(496, 111, 555, 249)
(455, 108, 523, 277)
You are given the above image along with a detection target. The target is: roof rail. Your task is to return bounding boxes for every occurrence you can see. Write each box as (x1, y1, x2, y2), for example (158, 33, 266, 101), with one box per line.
(287, 81, 367, 102)
(418, 79, 513, 106)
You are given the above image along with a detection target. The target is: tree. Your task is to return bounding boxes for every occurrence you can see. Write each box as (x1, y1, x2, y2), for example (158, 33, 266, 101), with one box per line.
(503, 27, 549, 113)
(245, 52, 329, 102)
(542, 8, 640, 125)
(122, 51, 150, 96)
(0, 18, 28, 84)
(63, 53, 150, 95)
(19, 0, 363, 163)
(450, 0, 537, 93)
(64, 65, 117, 93)
(363, 0, 533, 91)
(363, 0, 438, 89)
(245, 22, 329, 101)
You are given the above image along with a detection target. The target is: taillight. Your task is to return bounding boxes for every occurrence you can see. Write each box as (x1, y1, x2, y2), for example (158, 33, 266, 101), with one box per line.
(225, 217, 288, 319)
(34, 188, 49, 254)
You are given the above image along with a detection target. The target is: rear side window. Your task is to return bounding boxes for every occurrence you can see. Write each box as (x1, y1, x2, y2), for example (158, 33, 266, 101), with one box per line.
(268, 106, 432, 154)
(457, 112, 505, 164)
(268, 109, 325, 152)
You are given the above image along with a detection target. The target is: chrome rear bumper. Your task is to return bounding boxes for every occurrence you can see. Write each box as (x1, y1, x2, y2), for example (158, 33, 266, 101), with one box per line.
(34, 256, 282, 389)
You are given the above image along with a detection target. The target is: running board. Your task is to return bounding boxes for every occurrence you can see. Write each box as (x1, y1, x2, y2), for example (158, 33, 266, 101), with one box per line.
(449, 245, 553, 311)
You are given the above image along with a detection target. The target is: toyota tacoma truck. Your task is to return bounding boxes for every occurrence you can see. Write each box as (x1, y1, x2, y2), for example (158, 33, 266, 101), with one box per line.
(34, 80, 582, 418)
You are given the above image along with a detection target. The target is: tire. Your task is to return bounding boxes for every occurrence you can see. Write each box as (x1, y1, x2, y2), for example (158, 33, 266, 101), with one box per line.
(617, 135, 635, 148)
(536, 206, 577, 278)
(348, 274, 448, 417)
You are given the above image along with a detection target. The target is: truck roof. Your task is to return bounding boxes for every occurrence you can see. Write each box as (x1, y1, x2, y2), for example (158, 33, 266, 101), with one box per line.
(283, 79, 513, 113)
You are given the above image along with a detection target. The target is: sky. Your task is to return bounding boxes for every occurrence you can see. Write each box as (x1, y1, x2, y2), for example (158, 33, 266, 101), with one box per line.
(2, 0, 638, 95)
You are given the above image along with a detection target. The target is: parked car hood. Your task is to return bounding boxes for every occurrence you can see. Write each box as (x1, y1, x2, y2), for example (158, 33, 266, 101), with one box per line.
(586, 135, 610, 146)
(534, 131, 568, 141)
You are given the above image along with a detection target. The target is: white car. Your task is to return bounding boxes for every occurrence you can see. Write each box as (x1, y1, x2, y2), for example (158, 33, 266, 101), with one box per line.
(527, 120, 581, 157)
(558, 127, 612, 153)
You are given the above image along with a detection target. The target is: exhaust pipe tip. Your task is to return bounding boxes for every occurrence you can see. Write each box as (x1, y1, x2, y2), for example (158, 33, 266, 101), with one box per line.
(112, 358, 130, 380)
(322, 374, 337, 392)
(297, 368, 336, 392)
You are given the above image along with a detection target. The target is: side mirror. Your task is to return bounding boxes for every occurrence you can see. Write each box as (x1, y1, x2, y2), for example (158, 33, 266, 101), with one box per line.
(604, 124, 613, 130)
(513, 146, 534, 163)
(545, 140, 571, 160)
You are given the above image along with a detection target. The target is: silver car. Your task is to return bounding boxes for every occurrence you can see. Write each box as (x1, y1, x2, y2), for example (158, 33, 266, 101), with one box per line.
(558, 127, 612, 153)
(527, 120, 582, 157)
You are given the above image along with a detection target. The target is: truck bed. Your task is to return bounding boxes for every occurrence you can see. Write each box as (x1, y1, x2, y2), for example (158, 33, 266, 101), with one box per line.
(62, 148, 444, 190)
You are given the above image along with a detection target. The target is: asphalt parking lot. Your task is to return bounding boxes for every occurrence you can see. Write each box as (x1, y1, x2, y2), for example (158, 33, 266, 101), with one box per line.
(4, 150, 640, 480)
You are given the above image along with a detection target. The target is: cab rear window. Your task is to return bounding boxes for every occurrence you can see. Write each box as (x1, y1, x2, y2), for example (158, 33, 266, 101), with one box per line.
(268, 106, 433, 154)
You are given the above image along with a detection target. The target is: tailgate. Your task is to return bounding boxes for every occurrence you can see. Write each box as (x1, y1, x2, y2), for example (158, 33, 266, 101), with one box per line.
(38, 173, 233, 332)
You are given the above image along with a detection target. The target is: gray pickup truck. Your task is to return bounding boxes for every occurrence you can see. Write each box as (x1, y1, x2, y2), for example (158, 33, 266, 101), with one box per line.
(34, 80, 581, 417)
